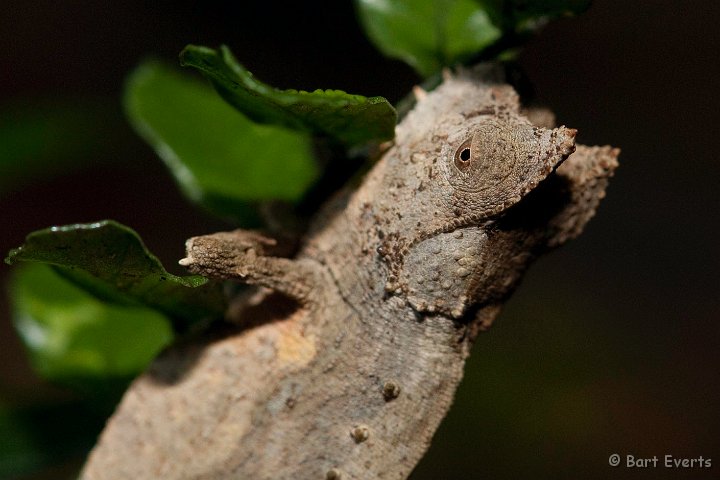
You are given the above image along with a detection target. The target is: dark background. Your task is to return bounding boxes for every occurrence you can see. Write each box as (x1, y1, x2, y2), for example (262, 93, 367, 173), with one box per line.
(1, 1, 718, 479)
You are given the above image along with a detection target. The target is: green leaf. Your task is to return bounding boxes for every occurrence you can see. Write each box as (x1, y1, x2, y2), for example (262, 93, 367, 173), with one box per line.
(5, 220, 224, 329)
(180, 45, 397, 146)
(355, 0, 591, 74)
(124, 61, 319, 220)
(355, 0, 502, 77)
(9, 263, 173, 389)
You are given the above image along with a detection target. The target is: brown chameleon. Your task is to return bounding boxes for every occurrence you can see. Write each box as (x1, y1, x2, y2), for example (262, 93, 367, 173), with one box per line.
(81, 66, 618, 480)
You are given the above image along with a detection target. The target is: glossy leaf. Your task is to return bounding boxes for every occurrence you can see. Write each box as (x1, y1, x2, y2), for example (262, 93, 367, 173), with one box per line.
(9, 264, 172, 390)
(355, 0, 501, 77)
(5, 220, 225, 328)
(355, 0, 591, 75)
(124, 61, 318, 220)
(180, 45, 397, 146)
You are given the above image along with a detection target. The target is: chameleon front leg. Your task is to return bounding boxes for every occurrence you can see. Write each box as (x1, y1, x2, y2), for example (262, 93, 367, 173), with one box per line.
(179, 229, 321, 305)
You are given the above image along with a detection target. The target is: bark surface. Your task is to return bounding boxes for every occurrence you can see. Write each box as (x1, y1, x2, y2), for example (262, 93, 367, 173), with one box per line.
(81, 66, 618, 480)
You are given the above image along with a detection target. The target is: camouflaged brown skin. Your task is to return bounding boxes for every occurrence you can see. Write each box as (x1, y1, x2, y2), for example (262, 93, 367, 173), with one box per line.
(81, 66, 618, 480)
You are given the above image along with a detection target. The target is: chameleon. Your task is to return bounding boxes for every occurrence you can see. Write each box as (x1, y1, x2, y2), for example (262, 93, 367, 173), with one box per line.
(81, 65, 618, 480)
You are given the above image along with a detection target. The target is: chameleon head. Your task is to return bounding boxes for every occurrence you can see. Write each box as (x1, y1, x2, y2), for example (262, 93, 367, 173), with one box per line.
(392, 114, 577, 319)
(370, 72, 587, 319)
(441, 114, 576, 221)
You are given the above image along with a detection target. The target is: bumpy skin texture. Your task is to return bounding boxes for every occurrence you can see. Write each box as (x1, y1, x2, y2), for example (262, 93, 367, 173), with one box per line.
(81, 67, 618, 480)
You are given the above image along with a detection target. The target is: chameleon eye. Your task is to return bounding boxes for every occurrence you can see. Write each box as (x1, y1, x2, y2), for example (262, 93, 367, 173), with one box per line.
(454, 139, 473, 171)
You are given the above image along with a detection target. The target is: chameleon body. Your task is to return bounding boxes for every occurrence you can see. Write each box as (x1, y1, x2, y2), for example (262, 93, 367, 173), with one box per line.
(81, 66, 617, 480)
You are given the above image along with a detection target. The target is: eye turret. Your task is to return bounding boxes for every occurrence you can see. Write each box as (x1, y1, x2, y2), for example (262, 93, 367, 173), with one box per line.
(444, 118, 576, 220)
